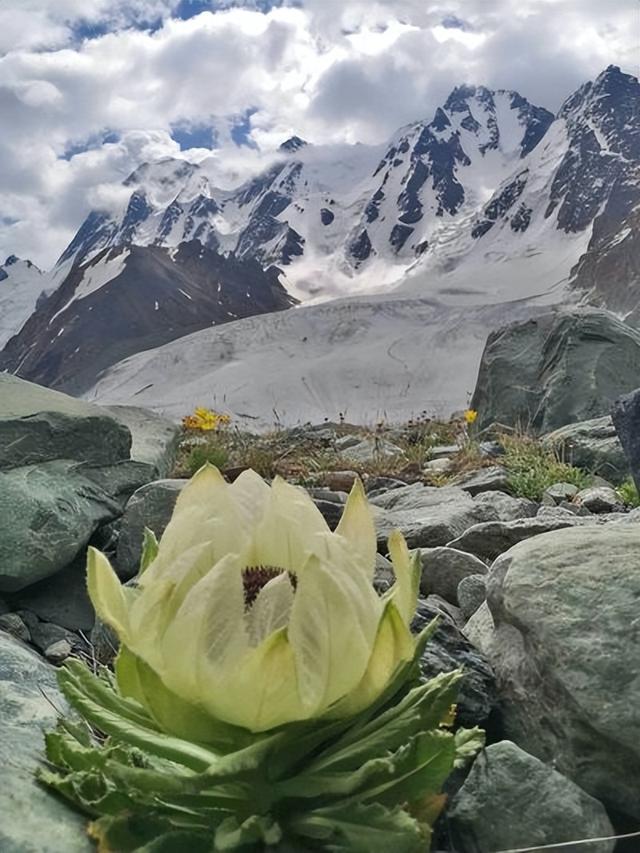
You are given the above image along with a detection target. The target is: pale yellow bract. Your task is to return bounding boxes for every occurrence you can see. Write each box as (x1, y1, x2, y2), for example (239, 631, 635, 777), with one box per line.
(87, 466, 420, 736)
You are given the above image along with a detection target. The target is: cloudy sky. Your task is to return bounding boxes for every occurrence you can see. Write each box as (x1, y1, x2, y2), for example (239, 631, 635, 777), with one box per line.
(0, 0, 637, 268)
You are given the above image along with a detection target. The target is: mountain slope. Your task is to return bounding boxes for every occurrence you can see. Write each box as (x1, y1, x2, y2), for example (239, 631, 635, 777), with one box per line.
(53, 86, 554, 300)
(0, 256, 47, 348)
(0, 242, 296, 394)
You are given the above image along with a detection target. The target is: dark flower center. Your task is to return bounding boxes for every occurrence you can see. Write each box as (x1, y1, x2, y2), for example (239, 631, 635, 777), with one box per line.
(242, 565, 297, 608)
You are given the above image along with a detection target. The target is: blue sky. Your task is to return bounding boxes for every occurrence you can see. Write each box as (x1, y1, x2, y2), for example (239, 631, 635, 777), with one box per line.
(0, 0, 636, 266)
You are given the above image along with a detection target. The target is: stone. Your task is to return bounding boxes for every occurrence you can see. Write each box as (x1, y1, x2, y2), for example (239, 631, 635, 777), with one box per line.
(472, 490, 537, 521)
(104, 404, 180, 478)
(371, 484, 498, 550)
(429, 444, 460, 459)
(544, 416, 628, 484)
(0, 612, 31, 643)
(612, 388, 640, 491)
(462, 601, 495, 652)
(423, 457, 453, 473)
(0, 633, 93, 852)
(44, 638, 73, 664)
(447, 514, 592, 563)
(337, 436, 404, 463)
(449, 466, 510, 496)
(417, 547, 488, 605)
(25, 619, 81, 655)
(322, 470, 359, 492)
(115, 479, 186, 578)
(373, 553, 395, 593)
(457, 574, 487, 620)
(0, 461, 121, 592)
(543, 481, 579, 503)
(0, 373, 131, 470)
(471, 309, 640, 434)
(574, 485, 622, 513)
(412, 599, 496, 729)
(448, 741, 614, 853)
(8, 556, 95, 632)
(478, 440, 505, 458)
(483, 526, 640, 818)
(364, 476, 407, 494)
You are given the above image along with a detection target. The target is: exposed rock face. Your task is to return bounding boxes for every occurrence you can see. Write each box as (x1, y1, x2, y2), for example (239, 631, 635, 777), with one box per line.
(471, 310, 640, 433)
(612, 388, 640, 492)
(0, 633, 93, 852)
(543, 416, 628, 484)
(448, 741, 614, 853)
(480, 526, 640, 819)
(0, 241, 297, 395)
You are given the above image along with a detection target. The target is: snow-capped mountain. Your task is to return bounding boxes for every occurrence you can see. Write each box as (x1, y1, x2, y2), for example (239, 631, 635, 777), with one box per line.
(0, 255, 48, 349)
(53, 84, 554, 300)
(0, 242, 296, 394)
(2, 66, 637, 424)
(397, 66, 640, 308)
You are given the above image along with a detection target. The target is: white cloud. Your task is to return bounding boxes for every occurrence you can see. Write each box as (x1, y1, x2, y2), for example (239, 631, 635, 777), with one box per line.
(0, 0, 636, 267)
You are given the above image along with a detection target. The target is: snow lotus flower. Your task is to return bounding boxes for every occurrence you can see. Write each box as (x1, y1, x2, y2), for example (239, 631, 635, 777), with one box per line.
(88, 465, 421, 736)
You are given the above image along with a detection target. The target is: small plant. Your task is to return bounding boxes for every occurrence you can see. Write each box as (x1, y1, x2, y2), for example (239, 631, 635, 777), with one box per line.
(184, 442, 229, 476)
(40, 468, 484, 852)
(182, 407, 231, 432)
(501, 434, 592, 501)
(618, 476, 640, 508)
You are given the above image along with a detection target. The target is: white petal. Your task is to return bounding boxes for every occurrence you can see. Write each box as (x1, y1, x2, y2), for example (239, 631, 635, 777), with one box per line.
(159, 553, 248, 704)
(387, 529, 420, 626)
(230, 469, 272, 526)
(145, 465, 244, 584)
(207, 628, 302, 731)
(86, 547, 131, 641)
(246, 572, 294, 647)
(250, 477, 329, 574)
(335, 478, 376, 578)
(287, 554, 381, 713)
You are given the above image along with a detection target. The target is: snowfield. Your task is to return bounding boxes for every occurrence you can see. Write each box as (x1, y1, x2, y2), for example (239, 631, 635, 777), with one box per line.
(87, 293, 549, 429)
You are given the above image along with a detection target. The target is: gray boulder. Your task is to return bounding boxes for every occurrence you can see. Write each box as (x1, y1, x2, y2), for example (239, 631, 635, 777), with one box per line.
(412, 599, 496, 729)
(337, 436, 404, 463)
(371, 484, 513, 550)
(457, 574, 487, 620)
(8, 555, 94, 632)
(0, 633, 93, 852)
(543, 481, 580, 504)
(449, 466, 510, 496)
(471, 309, 640, 433)
(544, 416, 628, 484)
(105, 404, 180, 479)
(574, 485, 622, 513)
(447, 514, 585, 562)
(0, 462, 121, 592)
(448, 741, 614, 853)
(483, 526, 640, 818)
(612, 388, 640, 491)
(0, 373, 131, 470)
(416, 547, 487, 605)
(116, 479, 186, 578)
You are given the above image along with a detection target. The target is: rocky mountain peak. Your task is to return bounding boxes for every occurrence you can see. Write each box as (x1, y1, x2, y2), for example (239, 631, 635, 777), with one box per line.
(279, 136, 307, 153)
